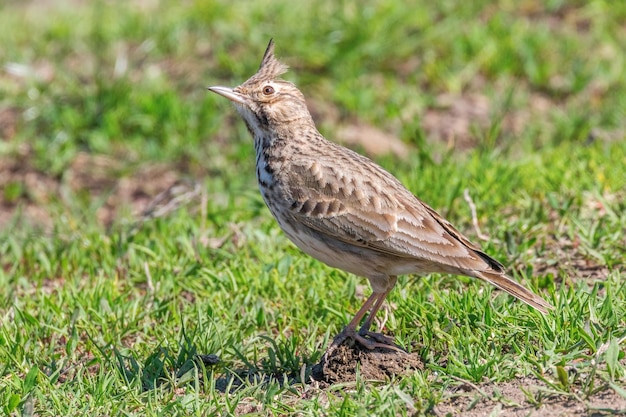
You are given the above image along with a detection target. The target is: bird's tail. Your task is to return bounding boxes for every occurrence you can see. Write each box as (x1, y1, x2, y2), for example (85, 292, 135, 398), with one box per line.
(475, 270, 553, 314)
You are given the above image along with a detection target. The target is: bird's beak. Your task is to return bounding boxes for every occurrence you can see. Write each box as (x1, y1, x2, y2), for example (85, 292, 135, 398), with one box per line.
(207, 86, 246, 105)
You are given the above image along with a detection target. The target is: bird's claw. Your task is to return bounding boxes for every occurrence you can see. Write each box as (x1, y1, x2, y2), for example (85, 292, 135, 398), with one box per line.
(323, 326, 406, 361)
(358, 329, 398, 347)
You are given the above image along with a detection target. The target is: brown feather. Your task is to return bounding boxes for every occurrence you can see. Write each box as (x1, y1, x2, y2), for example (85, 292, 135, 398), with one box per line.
(475, 270, 553, 314)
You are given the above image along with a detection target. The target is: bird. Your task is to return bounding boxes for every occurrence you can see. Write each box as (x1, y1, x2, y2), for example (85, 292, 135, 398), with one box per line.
(208, 39, 553, 354)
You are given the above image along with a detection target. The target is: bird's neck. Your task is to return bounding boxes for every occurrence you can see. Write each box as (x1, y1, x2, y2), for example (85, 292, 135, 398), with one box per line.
(253, 115, 318, 150)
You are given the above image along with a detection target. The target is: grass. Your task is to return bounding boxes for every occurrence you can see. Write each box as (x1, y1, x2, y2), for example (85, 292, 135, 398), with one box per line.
(1, 0, 625, 415)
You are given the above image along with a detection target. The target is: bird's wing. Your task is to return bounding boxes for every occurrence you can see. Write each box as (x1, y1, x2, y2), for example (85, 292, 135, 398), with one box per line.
(283, 150, 499, 271)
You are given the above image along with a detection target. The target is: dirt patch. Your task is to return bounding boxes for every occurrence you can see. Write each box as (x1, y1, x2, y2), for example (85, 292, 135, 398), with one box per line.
(337, 122, 410, 159)
(421, 92, 492, 150)
(0, 106, 21, 141)
(533, 245, 613, 286)
(311, 341, 424, 384)
(531, 231, 613, 284)
(529, 190, 624, 287)
(306, 96, 411, 159)
(0, 149, 195, 230)
(433, 376, 626, 416)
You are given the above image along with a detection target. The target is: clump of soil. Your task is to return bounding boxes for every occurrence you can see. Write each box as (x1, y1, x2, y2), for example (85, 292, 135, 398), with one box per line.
(311, 341, 423, 384)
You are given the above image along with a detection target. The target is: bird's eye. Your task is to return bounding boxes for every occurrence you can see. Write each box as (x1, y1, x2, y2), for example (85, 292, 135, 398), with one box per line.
(262, 85, 275, 95)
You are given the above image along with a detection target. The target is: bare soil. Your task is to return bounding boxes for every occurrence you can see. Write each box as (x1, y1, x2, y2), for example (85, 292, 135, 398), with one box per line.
(0, 149, 189, 230)
(311, 341, 424, 384)
(433, 376, 626, 416)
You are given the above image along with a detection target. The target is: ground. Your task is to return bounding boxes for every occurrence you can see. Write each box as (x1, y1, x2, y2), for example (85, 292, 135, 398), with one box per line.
(312, 342, 425, 384)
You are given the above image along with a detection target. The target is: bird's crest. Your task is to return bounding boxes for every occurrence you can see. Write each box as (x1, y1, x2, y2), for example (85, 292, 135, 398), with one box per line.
(246, 39, 289, 84)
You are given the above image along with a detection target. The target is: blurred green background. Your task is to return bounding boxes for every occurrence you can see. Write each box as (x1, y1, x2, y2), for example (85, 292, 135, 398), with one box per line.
(1, 0, 624, 221)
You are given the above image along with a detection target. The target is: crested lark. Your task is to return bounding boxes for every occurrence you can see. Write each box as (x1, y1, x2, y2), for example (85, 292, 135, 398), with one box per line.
(209, 40, 553, 352)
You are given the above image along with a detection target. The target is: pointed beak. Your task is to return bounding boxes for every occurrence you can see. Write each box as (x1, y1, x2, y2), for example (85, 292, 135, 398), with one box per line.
(207, 86, 246, 105)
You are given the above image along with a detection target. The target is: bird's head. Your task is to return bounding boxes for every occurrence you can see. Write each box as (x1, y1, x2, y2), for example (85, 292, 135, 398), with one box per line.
(208, 40, 312, 135)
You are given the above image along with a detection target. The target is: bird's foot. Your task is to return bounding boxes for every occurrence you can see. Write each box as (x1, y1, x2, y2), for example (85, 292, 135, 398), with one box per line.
(358, 329, 398, 347)
(323, 326, 405, 360)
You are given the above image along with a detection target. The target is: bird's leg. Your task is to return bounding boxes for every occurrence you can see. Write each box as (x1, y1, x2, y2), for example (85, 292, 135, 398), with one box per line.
(357, 286, 397, 346)
(358, 276, 403, 349)
(325, 283, 404, 357)
(325, 292, 379, 356)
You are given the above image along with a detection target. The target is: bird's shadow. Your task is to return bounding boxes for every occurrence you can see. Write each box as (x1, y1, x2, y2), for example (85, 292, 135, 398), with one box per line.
(107, 335, 419, 393)
(108, 336, 321, 394)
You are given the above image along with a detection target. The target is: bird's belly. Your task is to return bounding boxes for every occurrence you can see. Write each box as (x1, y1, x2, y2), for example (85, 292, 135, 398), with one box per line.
(267, 210, 389, 280)
(285, 227, 407, 293)
(285, 226, 366, 273)
(260, 201, 363, 273)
